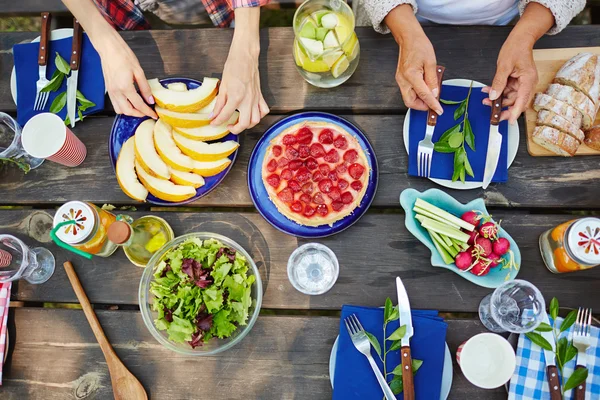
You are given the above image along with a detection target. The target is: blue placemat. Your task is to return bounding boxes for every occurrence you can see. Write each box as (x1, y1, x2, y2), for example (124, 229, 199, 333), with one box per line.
(408, 85, 508, 182)
(13, 33, 105, 126)
(333, 305, 448, 399)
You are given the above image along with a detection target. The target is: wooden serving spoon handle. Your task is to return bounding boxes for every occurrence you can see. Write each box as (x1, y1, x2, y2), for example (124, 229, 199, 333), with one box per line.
(63, 262, 147, 400)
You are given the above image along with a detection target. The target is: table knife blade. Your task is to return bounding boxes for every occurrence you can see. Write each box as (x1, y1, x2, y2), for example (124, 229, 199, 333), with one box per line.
(482, 94, 503, 189)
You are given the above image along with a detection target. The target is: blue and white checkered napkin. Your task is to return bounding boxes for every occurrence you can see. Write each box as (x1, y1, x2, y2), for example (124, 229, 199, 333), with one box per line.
(509, 315, 600, 399)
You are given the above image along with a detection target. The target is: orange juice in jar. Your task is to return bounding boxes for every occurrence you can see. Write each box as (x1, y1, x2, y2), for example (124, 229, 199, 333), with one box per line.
(53, 201, 119, 257)
(539, 217, 600, 273)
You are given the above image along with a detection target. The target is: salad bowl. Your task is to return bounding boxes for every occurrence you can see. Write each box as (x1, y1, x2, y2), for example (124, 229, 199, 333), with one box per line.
(139, 232, 263, 355)
(400, 188, 520, 288)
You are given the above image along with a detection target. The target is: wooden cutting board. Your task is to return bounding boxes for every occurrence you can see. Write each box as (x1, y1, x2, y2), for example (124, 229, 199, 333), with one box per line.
(525, 46, 600, 156)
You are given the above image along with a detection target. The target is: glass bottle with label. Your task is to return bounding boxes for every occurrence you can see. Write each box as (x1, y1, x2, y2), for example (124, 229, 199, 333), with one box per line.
(107, 215, 174, 267)
(540, 217, 600, 273)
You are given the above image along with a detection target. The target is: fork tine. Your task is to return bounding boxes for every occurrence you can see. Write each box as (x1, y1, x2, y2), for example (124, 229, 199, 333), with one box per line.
(354, 315, 365, 332)
(426, 154, 431, 178)
(417, 153, 421, 177)
(349, 314, 360, 334)
(42, 92, 49, 110)
(587, 308, 592, 336)
(576, 307, 582, 335)
(345, 318, 354, 336)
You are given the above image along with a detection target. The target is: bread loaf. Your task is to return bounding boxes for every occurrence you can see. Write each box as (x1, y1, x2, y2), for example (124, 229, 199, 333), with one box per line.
(554, 53, 600, 104)
(533, 93, 583, 127)
(546, 83, 597, 129)
(532, 126, 579, 156)
(536, 110, 585, 143)
(584, 125, 600, 151)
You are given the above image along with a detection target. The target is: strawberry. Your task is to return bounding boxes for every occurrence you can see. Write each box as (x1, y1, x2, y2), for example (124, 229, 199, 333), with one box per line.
(310, 143, 326, 158)
(295, 167, 311, 183)
(282, 134, 297, 145)
(266, 174, 280, 188)
(328, 171, 338, 182)
(298, 144, 310, 159)
(327, 187, 342, 201)
(313, 192, 325, 204)
(266, 159, 278, 172)
(288, 180, 301, 192)
(333, 136, 348, 150)
(285, 147, 299, 160)
(305, 157, 318, 170)
(277, 188, 293, 203)
(331, 201, 344, 211)
(338, 179, 349, 190)
(316, 204, 329, 216)
(318, 129, 334, 144)
(290, 201, 303, 213)
(348, 163, 365, 179)
(312, 171, 324, 182)
(303, 205, 316, 217)
(324, 149, 340, 163)
(277, 157, 289, 168)
(341, 191, 353, 204)
(289, 160, 303, 171)
(336, 164, 347, 174)
(318, 178, 333, 193)
(272, 145, 282, 157)
(299, 193, 311, 204)
(281, 168, 293, 180)
(350, 181, 363, 191)
(343, 149, 358, 163)
(296, 127, 313, 145)
(318, 164, 330, 175)
(301, 182, 314, 195)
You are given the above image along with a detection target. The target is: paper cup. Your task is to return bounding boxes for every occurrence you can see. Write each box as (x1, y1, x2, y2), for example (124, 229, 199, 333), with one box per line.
(22, 113, 86, 167)
(0, 249, 11, 268)
(457, 333, 516, 389)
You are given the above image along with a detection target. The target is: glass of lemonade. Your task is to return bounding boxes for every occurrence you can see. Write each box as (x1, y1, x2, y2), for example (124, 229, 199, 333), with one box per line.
(293, 0, 360, 88)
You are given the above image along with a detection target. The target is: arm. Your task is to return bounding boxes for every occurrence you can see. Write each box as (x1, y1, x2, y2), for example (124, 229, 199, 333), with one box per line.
(485, 3, 555, 123)
(211, 6, 269, 133)
(518, 0, 586, 35)
(362, 0, 417, 34)
(61, 0, 157, 118)
(384, 4, 443, 114)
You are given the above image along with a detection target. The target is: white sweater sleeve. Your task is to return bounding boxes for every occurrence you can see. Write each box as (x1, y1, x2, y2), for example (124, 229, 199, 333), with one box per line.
(362, 0, 418, 34)
(518, 0, 586, 35)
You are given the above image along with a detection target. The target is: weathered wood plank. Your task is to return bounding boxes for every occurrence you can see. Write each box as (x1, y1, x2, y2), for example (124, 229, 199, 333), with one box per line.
(6, 209, 600, 311)
(3, 308, 505, 399)
(1, 114, 598, 209)
(2, 26, 600, 113)
(0, 1, 68, 16)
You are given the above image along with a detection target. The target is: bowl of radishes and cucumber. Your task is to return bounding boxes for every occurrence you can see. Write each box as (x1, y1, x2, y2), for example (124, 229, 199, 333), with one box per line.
(400, 188, 520, 288)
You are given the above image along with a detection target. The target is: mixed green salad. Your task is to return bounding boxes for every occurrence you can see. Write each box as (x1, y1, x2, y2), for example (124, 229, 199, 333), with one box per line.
(150, 237, 255, 348)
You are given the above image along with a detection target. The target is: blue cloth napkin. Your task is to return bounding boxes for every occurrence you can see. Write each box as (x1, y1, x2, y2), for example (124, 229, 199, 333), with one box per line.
(333, 305, 448, 400)
(408, 85, 508, 182)
(13, 33, 105, 126)
(509, 315, 600, 399)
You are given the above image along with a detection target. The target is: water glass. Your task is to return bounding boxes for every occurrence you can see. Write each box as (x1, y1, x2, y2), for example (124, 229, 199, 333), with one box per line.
(0, 234, 55, 284)
(287, 243, 339, 295)
(478, 279, 546, 333)
(0, 112, 44, 170)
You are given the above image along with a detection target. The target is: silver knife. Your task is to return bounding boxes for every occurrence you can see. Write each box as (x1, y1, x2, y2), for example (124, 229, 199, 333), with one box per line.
(396, 276, 415, 400)
(482, 94, 504, 189)
(66, 19, 83, 128)
(540, 313, 563, 400)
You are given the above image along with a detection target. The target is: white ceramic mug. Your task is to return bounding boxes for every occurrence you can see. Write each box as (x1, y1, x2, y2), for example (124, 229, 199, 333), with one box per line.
(456, 332, 516, 389)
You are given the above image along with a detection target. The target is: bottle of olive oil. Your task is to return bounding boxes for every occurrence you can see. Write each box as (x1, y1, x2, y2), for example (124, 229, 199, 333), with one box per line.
(107, 216, 174, 267)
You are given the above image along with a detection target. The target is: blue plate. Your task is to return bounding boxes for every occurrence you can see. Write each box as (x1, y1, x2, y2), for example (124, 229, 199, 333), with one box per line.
(108, 77, 238, 206)
(248, 112, 378, 238)
(400, 188, 521, 288)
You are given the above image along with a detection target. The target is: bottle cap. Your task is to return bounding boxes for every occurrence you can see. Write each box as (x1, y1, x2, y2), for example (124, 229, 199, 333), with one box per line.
(53, 201, 95, 245)
(107, 221, 131, 245)
(567, 217, 600, 266)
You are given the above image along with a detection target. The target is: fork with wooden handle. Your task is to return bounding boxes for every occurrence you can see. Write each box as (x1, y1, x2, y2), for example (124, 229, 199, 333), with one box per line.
(63, 261, 147, 400)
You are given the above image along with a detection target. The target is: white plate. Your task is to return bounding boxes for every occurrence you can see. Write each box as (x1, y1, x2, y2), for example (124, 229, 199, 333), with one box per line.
(329, 336, 453, 400)
(403, 79, 520, 190)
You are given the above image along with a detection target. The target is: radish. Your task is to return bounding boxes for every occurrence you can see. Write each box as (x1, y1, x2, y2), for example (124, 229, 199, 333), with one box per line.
(470, 260, 491, 276)
(493, 237, 510, 255)
(455, 251, 473, 271)
(467, 230, 479, 246)
(461, 210, 482, 227)
(487, 252, 502, 268)
(475, 237, 493, 257)
(479, 221, 499, 240)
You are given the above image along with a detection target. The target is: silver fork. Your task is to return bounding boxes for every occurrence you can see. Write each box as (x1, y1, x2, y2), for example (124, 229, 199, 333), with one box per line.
(344, 314, 396, 400)
(416, 65, 445, 178)
(33, 12, 52, 111)
(573, 307, 592, 399)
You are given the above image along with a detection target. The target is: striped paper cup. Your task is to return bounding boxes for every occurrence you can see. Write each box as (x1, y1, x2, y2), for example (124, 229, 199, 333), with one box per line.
(0, 250, 10, 268)
(22, 113, 87, 167)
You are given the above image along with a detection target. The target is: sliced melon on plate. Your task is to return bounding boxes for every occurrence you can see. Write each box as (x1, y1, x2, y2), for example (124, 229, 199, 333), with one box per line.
(173, 111, 238, 141)
(148, 77, 219, 113)
(116, 137, 148, 202)
(173, 132, 239, 162)
(134, 119, 171, 180)
(197, 98, 217, 114)
(170, 169, 205, 188)
(135, 159, 196, 202)
(192, 158, 232, 177)
(153, 118, 196, 172)
(166, 82, 188, 92)
(156, 106, 212, 129)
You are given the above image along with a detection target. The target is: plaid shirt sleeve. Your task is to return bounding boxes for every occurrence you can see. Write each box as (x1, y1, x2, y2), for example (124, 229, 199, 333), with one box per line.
(231, 0, 271, 8)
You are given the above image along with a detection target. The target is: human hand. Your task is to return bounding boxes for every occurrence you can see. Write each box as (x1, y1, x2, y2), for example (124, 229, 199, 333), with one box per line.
(97, 31, 157, 119)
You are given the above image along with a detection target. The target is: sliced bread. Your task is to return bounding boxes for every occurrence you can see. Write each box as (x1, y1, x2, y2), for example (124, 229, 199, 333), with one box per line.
(583, 125, 600, 151)
(533, 93, 583, 127)
(554, 53, 600, 104)
(536, 110, 585, 143)
(532, 126, 580, 156)
(546, 83, 597, 129)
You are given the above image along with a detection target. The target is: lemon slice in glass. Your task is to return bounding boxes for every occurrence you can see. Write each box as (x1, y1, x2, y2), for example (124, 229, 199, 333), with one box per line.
(294, 40, 330, 73)
(342, 32, 359, 62)
(323, 50, 343, 68)
(331, 55, 350, 78)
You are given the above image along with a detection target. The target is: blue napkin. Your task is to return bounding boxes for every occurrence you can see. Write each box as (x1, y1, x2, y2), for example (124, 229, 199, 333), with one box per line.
(13, 33, 105, 126)
(408, 85, 508, 182)
(333, 305, 448, 400)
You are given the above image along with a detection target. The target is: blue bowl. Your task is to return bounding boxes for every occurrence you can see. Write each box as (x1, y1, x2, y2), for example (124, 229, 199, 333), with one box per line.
(108, 77, 238, 206)
(248, 112, 378, 238)
(400, 188, 520, 288)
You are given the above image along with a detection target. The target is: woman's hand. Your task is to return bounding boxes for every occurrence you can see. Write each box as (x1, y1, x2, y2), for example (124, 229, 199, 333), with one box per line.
(385, 4, 443, 115)
(210, 7, 269, 134)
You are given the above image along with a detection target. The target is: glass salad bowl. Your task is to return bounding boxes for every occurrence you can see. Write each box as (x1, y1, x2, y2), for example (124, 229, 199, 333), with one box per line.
(139, 232, 263, 355)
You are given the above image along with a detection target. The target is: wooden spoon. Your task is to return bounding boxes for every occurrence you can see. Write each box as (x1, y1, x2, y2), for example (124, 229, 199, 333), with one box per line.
(63, 261, 148, 400)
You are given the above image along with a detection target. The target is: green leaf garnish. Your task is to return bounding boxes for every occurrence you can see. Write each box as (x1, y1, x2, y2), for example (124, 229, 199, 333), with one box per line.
(564, 367, 588, 392)
(535, 322, 553, 332)
(560, 310, 577, 333)
(384, 297, 393, 323)
(550, 297, 559, 321)
(55, 52, 71, 75)
(439, 99, 462, 105)
(387, 325, 407, 341)
(41, 69, 64, 93)
(525, 332, 553, 351)
(49, 91, 67, 114)
(454, 100, 466, 121)
(365, 331, 381, 358)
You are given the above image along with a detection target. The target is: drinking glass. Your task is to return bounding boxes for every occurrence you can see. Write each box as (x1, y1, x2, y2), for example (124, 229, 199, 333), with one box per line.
(0, 234, 55, 284)
(287, 243, 339, 295)
(0, 112, 44, 170)
(478, 279, 546, 333)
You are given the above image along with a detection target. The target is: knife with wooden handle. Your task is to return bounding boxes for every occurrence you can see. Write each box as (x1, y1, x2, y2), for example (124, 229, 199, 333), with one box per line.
(396, 277, 415, 400)
(67, 19, 83, 128)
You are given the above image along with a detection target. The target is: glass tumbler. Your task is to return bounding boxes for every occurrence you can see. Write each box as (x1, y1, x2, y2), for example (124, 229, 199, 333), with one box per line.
(0, 234, 55, 284)
(0, 112, 44, 170)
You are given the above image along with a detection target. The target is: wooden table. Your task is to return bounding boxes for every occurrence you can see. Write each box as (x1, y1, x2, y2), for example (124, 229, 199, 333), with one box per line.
(1, 26, 599, 399)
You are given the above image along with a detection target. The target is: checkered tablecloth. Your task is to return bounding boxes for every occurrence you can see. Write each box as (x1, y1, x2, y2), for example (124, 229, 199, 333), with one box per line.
(0, 282, 11, 385)
(509, 315, 600, 399)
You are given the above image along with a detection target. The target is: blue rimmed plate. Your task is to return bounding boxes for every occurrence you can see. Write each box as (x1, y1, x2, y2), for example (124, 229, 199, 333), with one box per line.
(108, 77, 238, 206)
(248, 112, 378, 238)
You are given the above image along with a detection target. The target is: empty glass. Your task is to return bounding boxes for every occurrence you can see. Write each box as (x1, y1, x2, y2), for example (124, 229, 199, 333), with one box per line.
(287, 243, 339, 295)
(0, 234, 55, 284)
(479, 279, 546, 333)
(0, 112, 44, 170)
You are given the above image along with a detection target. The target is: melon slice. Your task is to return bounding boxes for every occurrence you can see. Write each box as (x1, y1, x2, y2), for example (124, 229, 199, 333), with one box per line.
(148, 77, 219, 113)
(197, 98, 217, 114)
(173, 132, 239, 161)
(155, 107, 212, 129)
(153, 119, 195, 172)
(116, 137, 148, 202)
(134, 119, 171, 180)
(170, 169, 205, 188)
(192, 159, 232, 176)
(135, 159, 196, 202)
(173, 111, 239, 141)
(166, 82, 188, 92)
